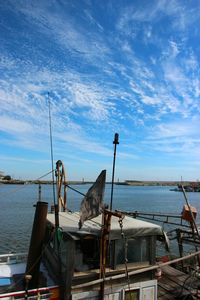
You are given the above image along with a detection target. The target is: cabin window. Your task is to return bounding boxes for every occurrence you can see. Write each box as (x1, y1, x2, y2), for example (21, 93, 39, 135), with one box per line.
(124, 289, 139, 300)
(74, 237, 100, 271)
(114, 237, 150, 266)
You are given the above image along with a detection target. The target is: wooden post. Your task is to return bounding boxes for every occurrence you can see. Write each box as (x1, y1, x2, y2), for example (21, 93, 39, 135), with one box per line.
(176, 229, 184, 270)
(25, 201, 48, 289)
(59, 234, 75, 300)
(99, 210, 123, 299)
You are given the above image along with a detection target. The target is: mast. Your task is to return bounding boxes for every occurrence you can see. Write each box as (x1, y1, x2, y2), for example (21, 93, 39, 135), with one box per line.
(110, 133, 119, 211)
(48, 94, 59, 227)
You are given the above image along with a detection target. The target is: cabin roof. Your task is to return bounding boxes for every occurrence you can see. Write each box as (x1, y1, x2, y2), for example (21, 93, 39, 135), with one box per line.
(47, 212, 163, 239)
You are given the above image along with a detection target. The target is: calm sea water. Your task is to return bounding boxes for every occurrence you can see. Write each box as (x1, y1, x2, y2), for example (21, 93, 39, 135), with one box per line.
(0, 184, 200, 255)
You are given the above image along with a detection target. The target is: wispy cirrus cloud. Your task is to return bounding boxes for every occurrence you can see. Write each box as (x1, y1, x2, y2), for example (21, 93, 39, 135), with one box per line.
(142, 119, 200, 161)
(117, 0, 200, 34)
(1, 0, 200, 180)
(8, 1, 111, 69)
(0, 115, 32, 134)
(152, 120, 200, 139)
(0, 59, 119, 157)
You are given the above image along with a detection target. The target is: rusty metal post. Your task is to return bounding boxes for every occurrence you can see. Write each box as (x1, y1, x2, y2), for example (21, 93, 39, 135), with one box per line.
(110, 133, 119, 211)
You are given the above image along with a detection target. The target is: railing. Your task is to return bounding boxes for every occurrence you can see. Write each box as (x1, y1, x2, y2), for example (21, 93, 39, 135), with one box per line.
(0, 285, 59, 299)
(0, 252, 27, 264)
(72, 249, 200, 290)
(116, 210, 191, 228)
(0, 253, 60, 299)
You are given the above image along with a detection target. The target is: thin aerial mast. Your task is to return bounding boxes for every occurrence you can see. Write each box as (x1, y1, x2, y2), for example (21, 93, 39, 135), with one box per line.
(110, 133, 119, 211)
(48, 93, 59, 226)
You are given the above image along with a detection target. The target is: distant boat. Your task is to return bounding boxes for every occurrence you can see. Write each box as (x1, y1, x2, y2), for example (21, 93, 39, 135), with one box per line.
(171, 183, 200, 192)
(115, 181, 129, 185)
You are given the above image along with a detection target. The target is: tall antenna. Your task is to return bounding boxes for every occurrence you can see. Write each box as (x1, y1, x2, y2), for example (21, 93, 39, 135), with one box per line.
(48, 93, 56, 208)
(110, 133, 119, 211)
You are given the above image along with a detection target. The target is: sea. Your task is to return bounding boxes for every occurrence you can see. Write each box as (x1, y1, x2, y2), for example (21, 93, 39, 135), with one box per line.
(0, 183, 200, 255)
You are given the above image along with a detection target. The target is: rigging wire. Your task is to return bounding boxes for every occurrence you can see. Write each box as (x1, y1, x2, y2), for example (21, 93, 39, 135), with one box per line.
(65, 183, 86, 197)
(37, 169, 55, 181)
(0, 169, 55, 198)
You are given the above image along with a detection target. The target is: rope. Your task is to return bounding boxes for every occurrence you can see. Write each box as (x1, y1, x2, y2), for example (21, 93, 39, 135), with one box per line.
(36, 170, 55, 181)
(175, 269, 200, 299)
(55, 160, 67, 211)
(118, 216, 131, 299)
(65, 183, 86, 197)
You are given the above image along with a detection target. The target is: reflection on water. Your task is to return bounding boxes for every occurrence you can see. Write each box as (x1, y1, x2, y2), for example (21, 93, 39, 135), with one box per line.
(0, 184, 200, 255)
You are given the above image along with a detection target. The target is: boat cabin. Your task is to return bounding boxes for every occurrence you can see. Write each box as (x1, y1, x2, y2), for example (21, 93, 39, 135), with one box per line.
(44, 211, 164, 300)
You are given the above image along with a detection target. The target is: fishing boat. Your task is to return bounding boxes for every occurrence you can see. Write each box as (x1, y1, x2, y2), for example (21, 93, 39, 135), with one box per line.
(1, 160, 200, 299)
(0, 159, 163, 299)
(171, 183, 200, 193)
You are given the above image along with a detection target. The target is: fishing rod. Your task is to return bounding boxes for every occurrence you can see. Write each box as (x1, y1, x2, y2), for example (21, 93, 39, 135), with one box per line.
(110, 133, 119, 211)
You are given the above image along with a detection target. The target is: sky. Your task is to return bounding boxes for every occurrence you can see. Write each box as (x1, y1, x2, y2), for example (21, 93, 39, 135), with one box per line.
(0, 0, 200, 182)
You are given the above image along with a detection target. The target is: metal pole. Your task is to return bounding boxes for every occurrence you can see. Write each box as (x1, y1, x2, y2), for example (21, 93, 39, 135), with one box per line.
(38, 183, 41, 202)
(110, 133, 119, 211)
(48, 96, 56, 206)
(48, 94, 58, 227)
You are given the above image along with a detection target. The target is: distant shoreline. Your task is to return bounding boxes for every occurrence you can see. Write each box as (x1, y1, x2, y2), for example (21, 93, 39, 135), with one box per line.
(0, 179, 194, 186)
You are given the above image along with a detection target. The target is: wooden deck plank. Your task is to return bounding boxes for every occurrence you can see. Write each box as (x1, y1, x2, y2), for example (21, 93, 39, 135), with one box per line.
(157, 266, 199, 299)
(158, 286, 175, 300)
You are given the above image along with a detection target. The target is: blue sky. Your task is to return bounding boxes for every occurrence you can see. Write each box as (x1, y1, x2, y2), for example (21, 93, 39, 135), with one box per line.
(0, 0, 200, 181)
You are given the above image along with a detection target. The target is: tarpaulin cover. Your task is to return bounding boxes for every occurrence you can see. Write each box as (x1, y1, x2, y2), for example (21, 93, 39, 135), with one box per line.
(47, 212, 163, 239)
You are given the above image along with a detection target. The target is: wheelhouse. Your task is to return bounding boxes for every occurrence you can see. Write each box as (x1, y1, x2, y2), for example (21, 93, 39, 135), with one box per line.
(43, 211, 163, 299)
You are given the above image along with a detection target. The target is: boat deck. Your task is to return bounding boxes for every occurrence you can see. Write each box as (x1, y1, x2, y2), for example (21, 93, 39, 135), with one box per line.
(158, 265, 200, 299)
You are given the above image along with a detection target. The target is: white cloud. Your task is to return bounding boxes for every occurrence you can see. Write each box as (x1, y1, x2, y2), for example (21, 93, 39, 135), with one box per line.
(141, 95, 160, 105)
(164, 62, 186, 83)
(68, 82, 111, 121)
(169, 40, 180, 57)
(10, 1, 111, 68)
(185, 52, 199, 71)
(1, 0, 200, 181)
(0, 115, 32, 134)
(153, 121, 200, 139)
